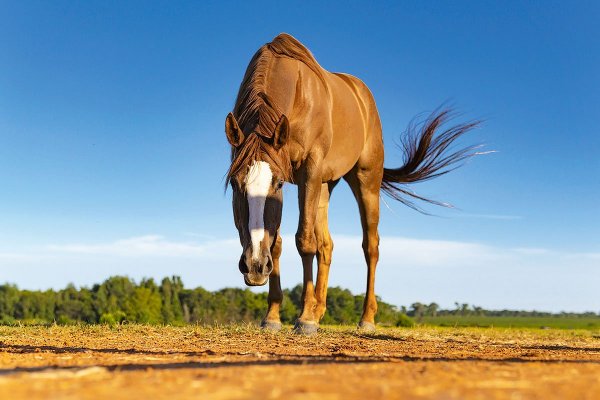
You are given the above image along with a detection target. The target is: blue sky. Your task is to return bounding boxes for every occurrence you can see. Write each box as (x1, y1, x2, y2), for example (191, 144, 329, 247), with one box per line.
(1, 1, 598, 312)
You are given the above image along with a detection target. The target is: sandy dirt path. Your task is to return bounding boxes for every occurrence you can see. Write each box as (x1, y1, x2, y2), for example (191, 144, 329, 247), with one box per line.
(0, 325, 598, 399)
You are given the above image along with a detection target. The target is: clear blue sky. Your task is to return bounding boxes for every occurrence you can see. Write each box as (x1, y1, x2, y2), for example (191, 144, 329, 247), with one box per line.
(1, 1, 598, 312)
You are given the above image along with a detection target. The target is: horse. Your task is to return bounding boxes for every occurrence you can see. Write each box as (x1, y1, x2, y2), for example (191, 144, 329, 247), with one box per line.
(224, 33, 480, 334)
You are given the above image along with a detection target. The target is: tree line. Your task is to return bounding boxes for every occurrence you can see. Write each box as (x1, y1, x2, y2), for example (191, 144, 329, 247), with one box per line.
(1, 277, 596, 327)
(0, 276, 407, 326)
(405, 302, 599, 320)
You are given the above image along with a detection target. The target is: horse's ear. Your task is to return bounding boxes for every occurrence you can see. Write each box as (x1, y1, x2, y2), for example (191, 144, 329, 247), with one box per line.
(273, 115, 289, 150)
(225, 113, 244, 147)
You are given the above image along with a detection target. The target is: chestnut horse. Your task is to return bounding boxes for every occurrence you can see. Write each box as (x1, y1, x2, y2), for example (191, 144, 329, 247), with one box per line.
(225, 33, 480, 333)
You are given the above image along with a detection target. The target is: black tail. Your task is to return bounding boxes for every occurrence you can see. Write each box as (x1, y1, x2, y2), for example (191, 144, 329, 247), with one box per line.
(381, 108, 484, 212)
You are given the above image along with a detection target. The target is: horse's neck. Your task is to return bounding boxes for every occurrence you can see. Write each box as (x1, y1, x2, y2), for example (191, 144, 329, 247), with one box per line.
(264, 57, 302, 117)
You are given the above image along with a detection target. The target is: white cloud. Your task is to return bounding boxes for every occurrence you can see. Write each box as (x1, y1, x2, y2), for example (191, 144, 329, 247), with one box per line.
(570, 252, 600, 260)
(45, 235, 206, 257)
(38, 234, 505, 268)
(512, 247, 550, 255)
(454, 213, 523, 220)
(0, 252, 50, 262)
(0, 234, 598, 312)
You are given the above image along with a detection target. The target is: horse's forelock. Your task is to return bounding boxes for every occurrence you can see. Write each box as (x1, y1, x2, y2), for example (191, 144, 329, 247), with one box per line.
(226, 133, 292, 190)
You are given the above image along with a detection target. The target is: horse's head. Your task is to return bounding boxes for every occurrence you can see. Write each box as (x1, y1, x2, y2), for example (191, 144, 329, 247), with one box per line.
(225, 112, 290, 286)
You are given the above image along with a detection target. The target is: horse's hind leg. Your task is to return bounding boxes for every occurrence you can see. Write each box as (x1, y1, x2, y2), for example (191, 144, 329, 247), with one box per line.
(314, 181, 338, 321)
(344, 164, 382, 331)
(261, 232, 283, 331)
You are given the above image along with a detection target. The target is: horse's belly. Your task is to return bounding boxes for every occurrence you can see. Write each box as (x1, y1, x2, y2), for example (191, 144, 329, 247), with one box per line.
(321, 132, 364, 181)
(320, 75, 371, 181)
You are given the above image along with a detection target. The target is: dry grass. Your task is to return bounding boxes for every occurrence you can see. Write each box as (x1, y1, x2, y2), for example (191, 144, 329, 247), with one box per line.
(0, 324, 599, 399)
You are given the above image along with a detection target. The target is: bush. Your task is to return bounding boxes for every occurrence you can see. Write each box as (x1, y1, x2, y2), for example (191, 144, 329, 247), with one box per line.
(395, 313, 415, 327)
(56, 315, 75, 325)
(0, 315, 17, 325)
(99, 313, 117, 326)
(99, 311, 127, 326)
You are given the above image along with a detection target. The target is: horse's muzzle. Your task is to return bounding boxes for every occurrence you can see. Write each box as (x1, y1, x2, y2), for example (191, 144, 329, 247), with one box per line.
(239, 255, 272, 286)
(243, 273, 269, 286)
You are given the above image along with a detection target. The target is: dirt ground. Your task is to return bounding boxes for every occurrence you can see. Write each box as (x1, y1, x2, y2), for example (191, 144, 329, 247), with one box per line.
(0, 325, 598, 399)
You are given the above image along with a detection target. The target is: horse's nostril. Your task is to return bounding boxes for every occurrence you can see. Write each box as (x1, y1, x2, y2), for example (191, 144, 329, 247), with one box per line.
(266, 254, 273, 275)
(264, 265, 273, 275)
(263, 258, 273, 275)
(238, 256, 249, 274)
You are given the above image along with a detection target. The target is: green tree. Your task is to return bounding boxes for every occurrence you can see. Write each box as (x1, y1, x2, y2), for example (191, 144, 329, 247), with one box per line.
(426, 302, 439, 317)
(410, 302, 425, 321)
(93, 276, 137, 322)
(280, 290, 299, 324)
(179, 287, 213, 323)
(322, 287, 357, 324)
(15, 290, 56, 322)
(56, 284, 95, 323)
(132, 278, 162, 323)
(160, 276, 184, 324)
(0, 284, 20, 322)
(460, 303, 470, 316)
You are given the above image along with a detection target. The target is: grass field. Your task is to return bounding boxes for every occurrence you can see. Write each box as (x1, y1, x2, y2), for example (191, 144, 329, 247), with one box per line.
(421, 315, 600, 330)
(0, 324, 599, 399)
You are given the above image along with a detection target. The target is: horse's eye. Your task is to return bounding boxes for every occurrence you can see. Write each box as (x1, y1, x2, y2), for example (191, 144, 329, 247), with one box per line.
(276, 180, 284, 190)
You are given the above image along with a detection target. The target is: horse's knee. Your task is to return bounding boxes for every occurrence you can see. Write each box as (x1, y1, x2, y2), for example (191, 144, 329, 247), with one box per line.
(362, 234, 379, 261)
(317, 235, 333, 265)
(366, 298, 378, 314)
(296, 231, 317, 256)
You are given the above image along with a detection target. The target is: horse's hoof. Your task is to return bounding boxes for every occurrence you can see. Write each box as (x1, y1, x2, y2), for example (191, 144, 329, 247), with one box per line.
(357, 321, 376, 332)
(293, 321, 319, 335)
(261, 320, 282, 331)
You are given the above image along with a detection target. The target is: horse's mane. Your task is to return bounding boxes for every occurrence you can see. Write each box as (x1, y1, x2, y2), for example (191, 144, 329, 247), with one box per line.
(227, 34, 324, 185)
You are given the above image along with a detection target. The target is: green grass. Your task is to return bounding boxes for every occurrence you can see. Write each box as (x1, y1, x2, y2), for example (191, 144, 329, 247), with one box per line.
(420, 315, 600, 330)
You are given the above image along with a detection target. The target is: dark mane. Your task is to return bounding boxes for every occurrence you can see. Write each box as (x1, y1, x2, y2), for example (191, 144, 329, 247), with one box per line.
(232, 33, 326, 138)
(227, 33, 322, 186)
(267, 33, 326, 87)
(232, 45, 279, 139)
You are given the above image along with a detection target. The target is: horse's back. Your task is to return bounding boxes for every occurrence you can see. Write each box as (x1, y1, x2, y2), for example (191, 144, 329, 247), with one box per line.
(320, 72, 383, 179)
(263, 44, 383, 181)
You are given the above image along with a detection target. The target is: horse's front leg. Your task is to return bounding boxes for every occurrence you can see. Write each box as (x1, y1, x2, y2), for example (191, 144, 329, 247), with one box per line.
(261, 233, 283, 331)
(294, 159, 323, 334)
(314, 181, 337, 321)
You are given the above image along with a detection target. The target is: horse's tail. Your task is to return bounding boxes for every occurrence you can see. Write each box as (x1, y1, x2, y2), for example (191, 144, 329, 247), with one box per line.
(380, 108, 484, 212)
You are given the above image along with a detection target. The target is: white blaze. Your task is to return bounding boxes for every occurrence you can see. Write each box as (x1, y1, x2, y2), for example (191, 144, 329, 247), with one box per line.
(245, 161, 272, 261)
